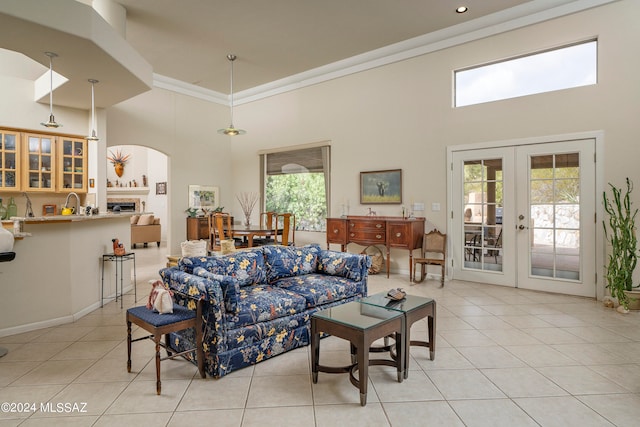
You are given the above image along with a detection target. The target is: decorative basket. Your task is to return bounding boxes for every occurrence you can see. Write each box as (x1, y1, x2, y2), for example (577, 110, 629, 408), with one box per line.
(361, 245, 384, 274)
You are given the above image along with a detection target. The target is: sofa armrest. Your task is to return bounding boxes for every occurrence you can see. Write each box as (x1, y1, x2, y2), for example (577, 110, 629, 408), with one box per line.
(160, 267, 229, 352)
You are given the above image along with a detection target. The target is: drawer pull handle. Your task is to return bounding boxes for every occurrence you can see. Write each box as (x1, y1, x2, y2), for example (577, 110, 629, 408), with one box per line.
(333, 229, 339, 234)
(350, 233, 355, 238)
(376, 234, 382, 239)
(376, 224, 382, 228)
(350, 223, 355, 227)
(396, 232, 402, 238)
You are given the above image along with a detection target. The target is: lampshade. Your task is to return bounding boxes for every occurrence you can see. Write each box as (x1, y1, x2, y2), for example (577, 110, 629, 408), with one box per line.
(40, 52, 62, 128)
(86, 79, 99, 141)
(218, 54, 246, 136)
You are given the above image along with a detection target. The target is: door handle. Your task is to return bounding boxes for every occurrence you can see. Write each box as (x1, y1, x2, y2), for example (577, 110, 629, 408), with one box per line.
(518, 224, 526, 230)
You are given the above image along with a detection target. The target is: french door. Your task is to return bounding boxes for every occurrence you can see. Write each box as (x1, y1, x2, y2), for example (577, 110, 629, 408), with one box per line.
(451, 139, 596, 297)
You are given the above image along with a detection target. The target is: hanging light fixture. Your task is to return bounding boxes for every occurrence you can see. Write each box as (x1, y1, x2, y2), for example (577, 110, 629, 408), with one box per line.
(86, 79, 99, 141)
(218, 54, 246, 136)
(40, 52, 62, 128)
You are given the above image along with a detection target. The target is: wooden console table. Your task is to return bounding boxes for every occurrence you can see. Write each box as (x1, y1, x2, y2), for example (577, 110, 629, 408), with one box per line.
(326, 216, 425, 281)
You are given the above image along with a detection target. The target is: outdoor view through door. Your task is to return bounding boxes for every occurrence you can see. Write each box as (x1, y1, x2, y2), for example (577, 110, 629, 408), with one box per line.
(463, 154, 581, 279)
(528, 153, 580, 280)
(463, 159, 504, 272)
(453, 138, 595, 297)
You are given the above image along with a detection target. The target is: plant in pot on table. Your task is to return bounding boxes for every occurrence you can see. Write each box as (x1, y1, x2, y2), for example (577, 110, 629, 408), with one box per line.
(603, 178, 639, 312)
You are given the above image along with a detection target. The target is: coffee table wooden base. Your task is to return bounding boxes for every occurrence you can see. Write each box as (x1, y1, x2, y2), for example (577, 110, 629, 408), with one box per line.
(311, 306, 404, 407)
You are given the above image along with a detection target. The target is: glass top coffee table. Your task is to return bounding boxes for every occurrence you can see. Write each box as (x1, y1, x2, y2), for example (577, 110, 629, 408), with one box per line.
(361, 292, 436, 379)
(311, 301, 404, 406)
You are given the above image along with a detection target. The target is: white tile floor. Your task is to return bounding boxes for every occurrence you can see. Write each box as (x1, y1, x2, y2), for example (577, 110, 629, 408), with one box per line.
(1, 244, 640, 426)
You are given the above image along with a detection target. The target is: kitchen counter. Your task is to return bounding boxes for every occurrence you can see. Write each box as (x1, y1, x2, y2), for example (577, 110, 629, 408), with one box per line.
(6, 212, 136, 223)
(0, 213, 134, 337)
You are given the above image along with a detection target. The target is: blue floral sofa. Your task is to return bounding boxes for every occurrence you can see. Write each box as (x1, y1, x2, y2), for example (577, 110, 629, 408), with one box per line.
(159, 244, 371, 378)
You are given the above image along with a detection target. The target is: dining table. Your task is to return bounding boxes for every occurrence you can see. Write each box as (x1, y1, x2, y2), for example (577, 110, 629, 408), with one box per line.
(229, 224, 280, 247)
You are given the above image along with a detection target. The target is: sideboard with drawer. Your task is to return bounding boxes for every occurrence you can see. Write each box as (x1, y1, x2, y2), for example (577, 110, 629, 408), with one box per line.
(326, 216, 425, 281)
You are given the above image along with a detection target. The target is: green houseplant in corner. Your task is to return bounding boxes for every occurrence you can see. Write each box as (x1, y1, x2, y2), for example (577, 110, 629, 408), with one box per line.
(603, 178, 639, 311)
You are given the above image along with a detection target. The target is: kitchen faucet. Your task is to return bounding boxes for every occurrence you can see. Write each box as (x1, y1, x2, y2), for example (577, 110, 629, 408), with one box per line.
(22, 192, 34, 217)
(64, 192, 81, 215)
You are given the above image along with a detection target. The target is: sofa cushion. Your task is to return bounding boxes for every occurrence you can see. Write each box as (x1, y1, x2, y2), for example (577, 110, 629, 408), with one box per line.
(130, 215, 140, 225)
(179, 248, 266, 286)
(317, 250, 368, 282)
(137, 214, 155, 225)
(264, 244, 321, 283)
(272, 273, 363, 308)
(225, 285, 308, 329)
(193, 267, 240, 313)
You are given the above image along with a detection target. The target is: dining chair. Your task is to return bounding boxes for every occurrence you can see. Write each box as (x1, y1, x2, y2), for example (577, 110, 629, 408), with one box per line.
(209, 212, 247, 253)
(253, 211, 277, 246)
(486, 228, 502, 263)
(413, 230, 446, 286)
(275, 213, 296, 246)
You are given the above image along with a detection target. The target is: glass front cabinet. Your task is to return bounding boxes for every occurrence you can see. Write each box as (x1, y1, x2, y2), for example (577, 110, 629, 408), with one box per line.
(1, 129, 88, 194)
(0, 130, 20, 191)
(58, 137, 87, 192)
(24, 133, 55, 192)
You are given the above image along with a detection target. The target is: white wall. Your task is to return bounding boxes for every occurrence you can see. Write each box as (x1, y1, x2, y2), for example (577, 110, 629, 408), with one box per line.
(72, 1, 640, 288)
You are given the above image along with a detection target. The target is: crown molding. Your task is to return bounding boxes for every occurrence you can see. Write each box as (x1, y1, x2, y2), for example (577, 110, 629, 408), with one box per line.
(153, 0, 617, 106)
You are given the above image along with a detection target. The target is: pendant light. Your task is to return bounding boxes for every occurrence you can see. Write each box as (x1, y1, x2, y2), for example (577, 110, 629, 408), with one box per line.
(40, 52, 62, 128)
(218, 54, 246, 136)
(86, 79, 99, 141)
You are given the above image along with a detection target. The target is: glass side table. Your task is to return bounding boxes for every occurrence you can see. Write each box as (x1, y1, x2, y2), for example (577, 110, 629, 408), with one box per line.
(311, 301, 404, 406)
(361, 292, 436, 379)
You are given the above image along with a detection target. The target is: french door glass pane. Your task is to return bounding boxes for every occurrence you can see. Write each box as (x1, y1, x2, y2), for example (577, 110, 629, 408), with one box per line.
(529, 153, 580, 280)
(463, 158, 503, 271)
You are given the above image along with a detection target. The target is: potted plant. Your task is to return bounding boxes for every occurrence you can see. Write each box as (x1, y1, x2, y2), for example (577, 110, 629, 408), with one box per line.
(602, 178, 639, 311)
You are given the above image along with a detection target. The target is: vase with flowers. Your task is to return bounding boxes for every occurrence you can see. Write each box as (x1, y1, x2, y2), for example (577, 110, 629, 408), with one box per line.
(237, 192, 258, 227)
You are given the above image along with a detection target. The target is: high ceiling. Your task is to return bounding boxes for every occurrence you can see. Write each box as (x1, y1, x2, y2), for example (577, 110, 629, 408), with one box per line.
(0, 0, 607, 109)
(116, 0, 535, 93)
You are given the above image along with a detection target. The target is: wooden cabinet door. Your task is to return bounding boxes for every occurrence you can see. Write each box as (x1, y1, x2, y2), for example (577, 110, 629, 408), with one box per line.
(57, 137, 87, 192)
(23, 133, 55, 192)
(388, 220, 424, 250)
(326, 218, 348, 245)
(0, 130, 20, 191)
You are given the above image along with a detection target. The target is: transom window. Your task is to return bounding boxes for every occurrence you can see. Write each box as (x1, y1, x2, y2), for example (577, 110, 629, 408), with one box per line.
(455, 39, 597, 107)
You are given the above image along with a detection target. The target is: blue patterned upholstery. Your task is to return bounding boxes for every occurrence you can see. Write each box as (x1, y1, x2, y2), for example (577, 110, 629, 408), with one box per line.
(127, 304, 195, 325)
(179, 248, 266, 287)
(263, 244, 321, 283)
(193, 267, 240, 313)
(160, 245, 370, 378)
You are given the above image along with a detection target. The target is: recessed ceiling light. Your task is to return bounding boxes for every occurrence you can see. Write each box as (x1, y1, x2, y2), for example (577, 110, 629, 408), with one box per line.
(456, 6, 468, 14)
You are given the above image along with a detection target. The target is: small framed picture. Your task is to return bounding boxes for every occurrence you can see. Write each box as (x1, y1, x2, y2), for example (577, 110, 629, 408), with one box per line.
(42, 204, 57, 216)
(156, 182, 167, 195)
(188, 185, 219, 209)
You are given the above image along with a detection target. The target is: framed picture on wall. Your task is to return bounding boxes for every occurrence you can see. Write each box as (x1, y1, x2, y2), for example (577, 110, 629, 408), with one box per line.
(360, 169, 402, 204)
(156, 182, 167, 195)
(188, 185, 220, 210)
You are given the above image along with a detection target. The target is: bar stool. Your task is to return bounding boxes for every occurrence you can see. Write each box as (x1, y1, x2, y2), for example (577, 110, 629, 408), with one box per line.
(101, 252, 136, 308)
(126, 297, 206, 394)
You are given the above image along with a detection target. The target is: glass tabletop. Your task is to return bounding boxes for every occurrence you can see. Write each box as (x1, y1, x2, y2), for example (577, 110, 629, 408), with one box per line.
(312, 301, 402, 331)
(361, 292, 434, 313)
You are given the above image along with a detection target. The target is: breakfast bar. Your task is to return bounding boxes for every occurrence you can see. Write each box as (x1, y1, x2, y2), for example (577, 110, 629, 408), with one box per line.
(0, 213, 134, 337)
